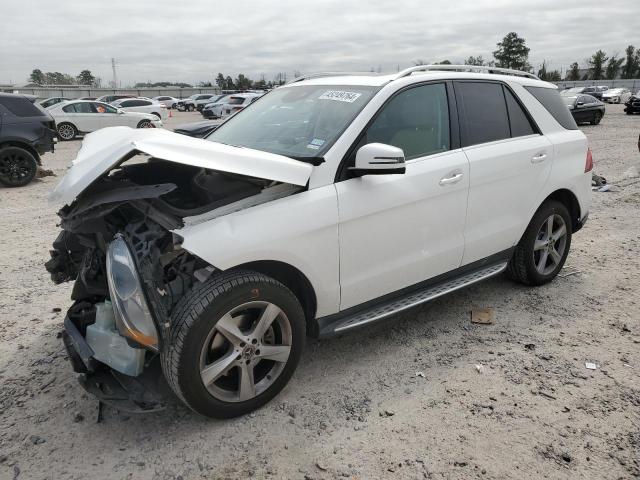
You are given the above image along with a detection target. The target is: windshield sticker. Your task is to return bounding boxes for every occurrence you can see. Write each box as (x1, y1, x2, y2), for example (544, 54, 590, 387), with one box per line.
(318, 91, 362, 103)
(307, 138, 325, 150)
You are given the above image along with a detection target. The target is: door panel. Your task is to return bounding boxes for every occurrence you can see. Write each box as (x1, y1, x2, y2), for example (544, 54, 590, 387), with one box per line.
(461, 135, 553, 264)
(337, 150, 469, 309)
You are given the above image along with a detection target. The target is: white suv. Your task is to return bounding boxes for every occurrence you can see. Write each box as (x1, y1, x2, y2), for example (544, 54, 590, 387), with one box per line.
(46, 65, 592, 418)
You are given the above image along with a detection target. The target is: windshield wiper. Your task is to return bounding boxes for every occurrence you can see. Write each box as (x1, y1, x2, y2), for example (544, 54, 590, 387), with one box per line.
(290, 156, 324, 166)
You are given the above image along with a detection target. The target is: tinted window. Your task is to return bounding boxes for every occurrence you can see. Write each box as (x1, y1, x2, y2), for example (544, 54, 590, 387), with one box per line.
(364, 83, 450, 160)
(119, 100, 134, 107)
(581, 95, 597, 104)
(0, 95, 45, 117)
(228, 97, 245, 105)
(524, 86, 578, 130)
(63, 102, 97, 113)
(504, 87, 536, 137)
(456, 82, 510, 146)
(94, 103, 117, 113)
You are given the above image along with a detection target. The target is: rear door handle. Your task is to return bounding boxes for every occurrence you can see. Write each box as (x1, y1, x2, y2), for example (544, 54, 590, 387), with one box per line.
(439, 172, 464, 186)
(531, 153, 547, 164)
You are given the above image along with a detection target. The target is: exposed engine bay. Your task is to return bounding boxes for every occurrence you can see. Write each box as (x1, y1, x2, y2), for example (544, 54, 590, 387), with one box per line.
(45, 157, 301, 346)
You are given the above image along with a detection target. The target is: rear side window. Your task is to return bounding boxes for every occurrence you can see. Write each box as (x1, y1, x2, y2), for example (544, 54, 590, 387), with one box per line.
(524, 86, 578, 130)
(63, 102, 97, 113)
(228, 97, 245, 105)
(455, 82, 510, 146)
(504, 88, 537, 137)
(0, 95, 45, 117)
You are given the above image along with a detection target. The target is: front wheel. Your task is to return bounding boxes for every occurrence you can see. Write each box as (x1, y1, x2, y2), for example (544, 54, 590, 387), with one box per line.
(57, 122, 77, 141)
(0, 146, 38, 187)
(507, 200, 572, 286)
(188, 104, 195, 112)
(162, 271, 305, 418)
(137, 119, 154, 128)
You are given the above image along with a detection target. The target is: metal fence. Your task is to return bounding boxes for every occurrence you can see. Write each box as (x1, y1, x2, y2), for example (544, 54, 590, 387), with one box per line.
(4, 86, 223, 100)
(554, 79, 640, 90)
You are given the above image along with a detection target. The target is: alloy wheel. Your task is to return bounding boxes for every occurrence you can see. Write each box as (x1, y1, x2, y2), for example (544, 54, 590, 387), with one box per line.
(0, 150, 35, 186)
(533, 214, 567, 275)
(199, 301, 292, 403)
(57, 124, 74, 140)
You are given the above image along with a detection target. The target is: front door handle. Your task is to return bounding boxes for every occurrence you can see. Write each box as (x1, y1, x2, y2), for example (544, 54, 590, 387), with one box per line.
(531, 153, 547, 164)
(439, 172, 464, 186)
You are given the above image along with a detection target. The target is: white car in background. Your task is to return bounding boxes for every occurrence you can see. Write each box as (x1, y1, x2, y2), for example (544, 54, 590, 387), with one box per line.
(48, 100, 162, 140)
(201, 94, 234, 119)
(220, 92, 264, 118)
(601, 88, 632, 104)
(153, 96, 179, 109)
(112, 98, 168, 121)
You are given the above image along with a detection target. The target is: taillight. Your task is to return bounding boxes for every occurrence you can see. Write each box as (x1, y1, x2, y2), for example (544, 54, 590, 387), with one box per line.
(585, 147, 594, 173)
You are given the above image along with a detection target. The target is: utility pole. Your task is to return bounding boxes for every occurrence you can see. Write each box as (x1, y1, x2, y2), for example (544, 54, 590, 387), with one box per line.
(111, 58, 117, 89)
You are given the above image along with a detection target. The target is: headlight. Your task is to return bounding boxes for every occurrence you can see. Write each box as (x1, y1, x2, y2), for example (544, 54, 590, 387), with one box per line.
(106, 235, 159, 351)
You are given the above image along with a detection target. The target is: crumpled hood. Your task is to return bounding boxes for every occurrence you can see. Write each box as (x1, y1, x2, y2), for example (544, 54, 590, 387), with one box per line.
(49, 126, 313, 206)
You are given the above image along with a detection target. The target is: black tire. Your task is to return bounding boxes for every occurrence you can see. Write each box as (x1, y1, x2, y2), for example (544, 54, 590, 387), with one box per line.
(137, 119, 153, 128)
(0, 146, 38, 187)
(56, 122, 77, 141)
(506, 200, 572, 286)
(188, 104, 195, 112)
(590, 112, 602, 125)
(161, 270, 305, 418)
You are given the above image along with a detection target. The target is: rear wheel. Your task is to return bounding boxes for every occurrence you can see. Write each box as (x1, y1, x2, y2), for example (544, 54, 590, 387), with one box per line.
(0, 146, 38, 187)
(137, 119, 154, 128)
(188, 104, 195, 112)
(590, 112, 602, 125)
(507, 200, 572, 286)
(162, 271, 305, 418)
(57, 122, 77, 141)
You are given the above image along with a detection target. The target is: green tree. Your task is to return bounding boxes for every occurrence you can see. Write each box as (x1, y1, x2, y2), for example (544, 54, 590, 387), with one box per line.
(413, 59, 428, 66)
(29, 69, 45, 84)
(587, 50, 608, 80)
(605, 55, 624, 79)
(567, 62, 580, 81)
(464, 55, 485, 66)
(76, 70, 95, 86)
(436, 60, 452, 65)
(493, 32, 530, 71)
(537, 60, 548, 80)
(235, 74, 253, 89)
(621, 45, 639, 79)
(215, 73, 225, 89)
(225, 76, 234, 89)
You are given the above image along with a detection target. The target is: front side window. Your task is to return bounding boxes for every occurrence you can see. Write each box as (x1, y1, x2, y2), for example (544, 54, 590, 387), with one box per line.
(455, 82, 510, 146)
(207, 85, 378, 160)
(63, 102, 96, 113)
(94, 102, 117, 114)
(361, 83, 450, 160)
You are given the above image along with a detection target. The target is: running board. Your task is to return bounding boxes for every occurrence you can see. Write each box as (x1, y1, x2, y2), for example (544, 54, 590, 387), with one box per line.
(318, 261, 507, 337)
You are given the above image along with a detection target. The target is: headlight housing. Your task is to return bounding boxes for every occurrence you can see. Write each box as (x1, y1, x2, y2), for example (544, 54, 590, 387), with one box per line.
(106, 235, 159, 351)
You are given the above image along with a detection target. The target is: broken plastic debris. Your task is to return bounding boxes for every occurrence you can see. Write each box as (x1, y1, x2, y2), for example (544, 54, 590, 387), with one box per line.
(585, 361, 599, 370)
(474, 364, 485, 374)
(471, 308, 494, 325)
(415, 371, 426, 378)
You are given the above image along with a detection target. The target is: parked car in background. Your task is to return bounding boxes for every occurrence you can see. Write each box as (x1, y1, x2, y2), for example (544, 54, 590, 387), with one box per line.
(561, 93, 605, 125)
(624, 92, 640, 114)
(78, 97, 96, 101)
(40, 97, 70, 109)
(0, 93, 56, 187)
(173, 120, 220, 138)
(47, 65, 592, 419)
(201, 94, 233, 119)
(220, 92, 263, 118)
(48, 100, 162, 140)
(112, 98, 168, 120)
(95, 94, 137, 104)
(152, 96, 179, 109)
(176, 94, 217, 112)
(602, 88, 632, 104)
(195, 94, 226, 111)
(563, 86, 606, 100)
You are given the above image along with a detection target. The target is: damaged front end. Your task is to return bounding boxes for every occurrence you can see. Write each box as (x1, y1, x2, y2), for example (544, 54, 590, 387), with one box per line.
(45, 127, 311, 412)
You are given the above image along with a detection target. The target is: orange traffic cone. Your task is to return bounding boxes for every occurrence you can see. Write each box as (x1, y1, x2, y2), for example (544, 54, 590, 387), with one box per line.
(169, 109, 173, 118)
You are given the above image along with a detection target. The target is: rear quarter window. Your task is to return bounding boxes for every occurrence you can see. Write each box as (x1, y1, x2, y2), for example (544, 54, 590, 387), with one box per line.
(0, 96, 46, 117)
(524, 86, 578, 130)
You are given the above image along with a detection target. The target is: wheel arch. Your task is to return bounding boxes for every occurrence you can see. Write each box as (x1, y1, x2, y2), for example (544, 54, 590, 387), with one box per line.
(231, 260, 319, 336)
(541, 188, 582, 233)
(0, 141, 41, 165)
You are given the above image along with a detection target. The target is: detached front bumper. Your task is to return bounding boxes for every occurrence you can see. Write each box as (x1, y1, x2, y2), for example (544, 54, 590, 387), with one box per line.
(62, 315, 169, 413)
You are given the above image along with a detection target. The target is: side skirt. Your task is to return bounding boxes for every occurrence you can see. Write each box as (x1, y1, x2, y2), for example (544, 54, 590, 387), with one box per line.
(316, 249, 512, 338)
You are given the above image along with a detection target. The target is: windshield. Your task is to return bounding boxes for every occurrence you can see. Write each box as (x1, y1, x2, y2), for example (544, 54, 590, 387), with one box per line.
(562, 95, 578, 105)
(566, 87, 583, 93)
(206, 85, 379, 160)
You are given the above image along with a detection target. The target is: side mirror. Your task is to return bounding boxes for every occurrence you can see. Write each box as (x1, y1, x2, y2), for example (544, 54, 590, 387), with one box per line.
(351, 143, 406, 175)
(117, 109, 125, 114)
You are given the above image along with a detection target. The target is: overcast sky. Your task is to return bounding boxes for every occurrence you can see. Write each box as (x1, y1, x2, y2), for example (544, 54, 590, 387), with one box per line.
(1, 0, 637, 85)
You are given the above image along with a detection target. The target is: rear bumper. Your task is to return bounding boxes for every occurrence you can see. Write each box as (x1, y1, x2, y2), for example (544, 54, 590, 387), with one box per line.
(62, 315, 169, 413)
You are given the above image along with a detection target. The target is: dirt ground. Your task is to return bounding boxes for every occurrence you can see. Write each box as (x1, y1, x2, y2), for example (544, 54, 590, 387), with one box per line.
(0, 107, 639, 480)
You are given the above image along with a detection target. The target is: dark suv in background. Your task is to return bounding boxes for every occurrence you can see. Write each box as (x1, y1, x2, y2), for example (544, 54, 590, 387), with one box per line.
(0, 93, 56, 187)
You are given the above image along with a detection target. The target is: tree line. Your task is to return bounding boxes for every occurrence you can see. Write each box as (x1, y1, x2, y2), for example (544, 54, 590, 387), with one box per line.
(26, 34, 640, 88)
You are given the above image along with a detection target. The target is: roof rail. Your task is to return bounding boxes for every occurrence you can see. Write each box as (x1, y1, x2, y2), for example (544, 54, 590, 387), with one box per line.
(394, 64, 539, 80)
(288, 72, 381, 84)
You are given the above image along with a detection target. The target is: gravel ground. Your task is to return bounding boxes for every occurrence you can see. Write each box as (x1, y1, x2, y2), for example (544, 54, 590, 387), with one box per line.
(0, 107, 639, 480)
